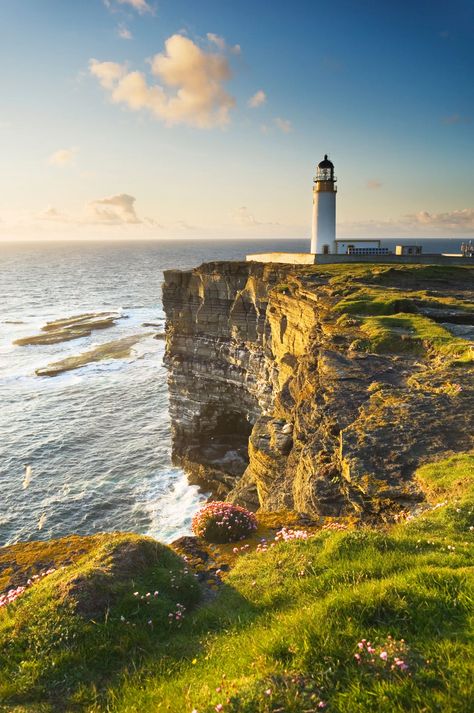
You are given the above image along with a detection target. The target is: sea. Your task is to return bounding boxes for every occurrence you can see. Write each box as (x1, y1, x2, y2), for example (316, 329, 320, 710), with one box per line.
(0, 237, 466, 547)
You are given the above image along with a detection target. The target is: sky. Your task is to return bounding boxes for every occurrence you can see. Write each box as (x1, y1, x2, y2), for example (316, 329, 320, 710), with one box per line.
(0, 0, 473, 241)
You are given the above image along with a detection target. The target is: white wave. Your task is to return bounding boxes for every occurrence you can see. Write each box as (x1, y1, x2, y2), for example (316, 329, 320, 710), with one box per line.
(139, 467, 208, 543)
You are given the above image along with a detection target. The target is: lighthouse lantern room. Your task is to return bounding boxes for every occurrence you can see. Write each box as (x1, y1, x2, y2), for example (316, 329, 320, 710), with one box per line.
(311, 154, 337, 254)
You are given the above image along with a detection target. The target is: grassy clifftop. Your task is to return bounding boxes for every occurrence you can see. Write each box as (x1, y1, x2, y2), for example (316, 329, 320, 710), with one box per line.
(0, 453, 473, 712)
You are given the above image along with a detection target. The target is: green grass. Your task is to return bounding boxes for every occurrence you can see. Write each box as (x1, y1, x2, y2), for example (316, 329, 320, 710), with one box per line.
(357, 313, 473, 361)
(334, 287, 474, 317)
(1, 455, 473, 713)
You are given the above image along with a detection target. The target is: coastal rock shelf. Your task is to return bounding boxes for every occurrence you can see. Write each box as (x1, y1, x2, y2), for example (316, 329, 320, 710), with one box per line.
(163, 262, 474, 520)
(14, 311, 124, 346)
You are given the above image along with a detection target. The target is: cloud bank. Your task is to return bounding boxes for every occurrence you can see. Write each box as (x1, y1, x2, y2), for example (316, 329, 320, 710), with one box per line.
(90, 34, 236, 128)
(87, 194, 141, 224)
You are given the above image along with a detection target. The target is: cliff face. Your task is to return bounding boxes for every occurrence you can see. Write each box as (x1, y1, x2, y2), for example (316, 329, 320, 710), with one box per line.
(163, 261, 474, 520)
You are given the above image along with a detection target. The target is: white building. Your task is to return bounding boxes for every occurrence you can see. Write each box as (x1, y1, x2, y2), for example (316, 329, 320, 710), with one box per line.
(311, 155, 337, 254)
(311, 154, 384, 255)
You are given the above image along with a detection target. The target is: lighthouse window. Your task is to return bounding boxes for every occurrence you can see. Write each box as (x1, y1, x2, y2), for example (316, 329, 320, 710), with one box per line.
(323, 245, 330, 255)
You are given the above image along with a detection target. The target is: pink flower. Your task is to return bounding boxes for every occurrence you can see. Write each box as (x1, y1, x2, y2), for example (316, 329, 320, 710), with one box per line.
(318, 702, 327, 709)
(264, 688, 272, 696)
(380, 651, 388, 660)
(215, 705, 223, 712)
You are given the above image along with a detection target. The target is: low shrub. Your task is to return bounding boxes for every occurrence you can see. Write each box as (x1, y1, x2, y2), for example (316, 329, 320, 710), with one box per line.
(192, 502, 257, 543)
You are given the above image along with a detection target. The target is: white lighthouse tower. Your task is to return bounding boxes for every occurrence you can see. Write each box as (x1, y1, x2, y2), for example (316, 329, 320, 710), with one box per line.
(311, 154, 337, 254)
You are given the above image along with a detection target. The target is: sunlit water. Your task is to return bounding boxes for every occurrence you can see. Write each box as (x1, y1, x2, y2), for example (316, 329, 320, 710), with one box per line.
(0, 237, 463, 546)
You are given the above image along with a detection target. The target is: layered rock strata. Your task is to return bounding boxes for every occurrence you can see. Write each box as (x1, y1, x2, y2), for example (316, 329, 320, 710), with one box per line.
(163, 261, 474, 519)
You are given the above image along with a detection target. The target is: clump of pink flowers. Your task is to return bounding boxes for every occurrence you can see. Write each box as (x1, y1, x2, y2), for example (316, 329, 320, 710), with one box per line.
(354, 635, 413, 674)
(192, 502, 257, 543)
(0, 568, 56, 609)
(168, 602, 186, 626)
(274, 527, 312, 542)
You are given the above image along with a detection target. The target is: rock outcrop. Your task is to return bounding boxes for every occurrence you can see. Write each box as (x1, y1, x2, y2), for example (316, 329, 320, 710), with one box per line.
(163, 261, 474, 520)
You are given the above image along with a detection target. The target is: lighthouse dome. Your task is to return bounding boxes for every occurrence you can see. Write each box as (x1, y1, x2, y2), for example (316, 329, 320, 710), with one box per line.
(318, 154, 334, 169)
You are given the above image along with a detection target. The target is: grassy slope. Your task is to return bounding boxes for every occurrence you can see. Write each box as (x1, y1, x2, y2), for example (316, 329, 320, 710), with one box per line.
(105, 454, 474, 713)
(1, 455, 472, 713)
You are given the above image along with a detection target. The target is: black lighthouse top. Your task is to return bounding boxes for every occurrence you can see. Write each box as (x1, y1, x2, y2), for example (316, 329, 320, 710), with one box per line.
(315, 154, 336, 182)
(318, 154, 334, 169)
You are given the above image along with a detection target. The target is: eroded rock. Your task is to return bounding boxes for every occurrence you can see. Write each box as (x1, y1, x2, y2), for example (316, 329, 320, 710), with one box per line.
(163, 262, 474, 520)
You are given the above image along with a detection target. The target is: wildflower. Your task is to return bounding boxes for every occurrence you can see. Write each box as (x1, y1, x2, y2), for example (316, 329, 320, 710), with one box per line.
(216, 687, 222, 693)
(380, 651, 388, 661)
(147, 619, 152, 625)
(215, 705, 223, 712)
(318, 703, 327, 709)
(133, 591, 139, 596)
(264, 689, 272, 696)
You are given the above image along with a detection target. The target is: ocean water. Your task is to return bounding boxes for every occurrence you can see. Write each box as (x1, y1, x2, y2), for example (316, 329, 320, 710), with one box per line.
(0, 237, 465, 546)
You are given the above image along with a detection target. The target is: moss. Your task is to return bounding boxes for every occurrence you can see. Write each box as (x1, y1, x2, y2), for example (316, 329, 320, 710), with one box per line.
(415, 453, 474, 503)
(359, 312, 473, 361)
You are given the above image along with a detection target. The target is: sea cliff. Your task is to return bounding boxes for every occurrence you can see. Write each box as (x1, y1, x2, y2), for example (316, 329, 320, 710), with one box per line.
(163, 261, 474, 520)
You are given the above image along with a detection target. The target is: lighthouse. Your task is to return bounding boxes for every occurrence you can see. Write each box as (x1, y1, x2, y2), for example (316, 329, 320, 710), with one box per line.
(311, 154, 337, 254)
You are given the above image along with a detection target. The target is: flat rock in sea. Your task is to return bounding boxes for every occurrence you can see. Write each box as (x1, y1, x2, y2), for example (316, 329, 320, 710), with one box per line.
(14, 311, 123, 346)
(35, 333, 150, 377)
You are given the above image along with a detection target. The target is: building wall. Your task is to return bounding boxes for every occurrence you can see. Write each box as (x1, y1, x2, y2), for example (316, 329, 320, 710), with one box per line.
(245, 252, 473, 267)
(311, 191, 336, 253)
(336, 240, 380, 254)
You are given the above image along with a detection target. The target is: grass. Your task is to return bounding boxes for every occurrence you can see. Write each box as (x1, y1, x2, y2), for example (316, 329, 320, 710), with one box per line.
(357, 313, 473, 361)
(1, 456, 473, 712)
(334, 287, 474, 317)
(328, 282, 473, 362)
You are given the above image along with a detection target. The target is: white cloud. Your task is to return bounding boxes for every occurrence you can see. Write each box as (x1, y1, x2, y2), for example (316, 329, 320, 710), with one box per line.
(90, 60, 126, 89)
(274, 117, 292, 133)
(206, 32, 226, 51)
(90, 33, 236, 128)
(233, 206, 279, 227)
(207, 33, 241, 54)
(408, 208, 474, 230)
(366, 179, 382, 190)
(338, 207, 474, 236)
(248, 90, 266, 108)
(105, 0, 153, 14)
(36, 194, 142, 226)
(38, 206, 72, 222)
(48, 147, 77, 166)
(87, 194, 141, 224)
(117, 24, 133, 40)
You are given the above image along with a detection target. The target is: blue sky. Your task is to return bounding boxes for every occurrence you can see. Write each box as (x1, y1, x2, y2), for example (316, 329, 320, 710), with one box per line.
(0, 0, 473, 239)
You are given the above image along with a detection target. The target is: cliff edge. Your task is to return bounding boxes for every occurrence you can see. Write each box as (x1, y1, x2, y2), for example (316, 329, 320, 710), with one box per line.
(163, 261, 473, 521)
